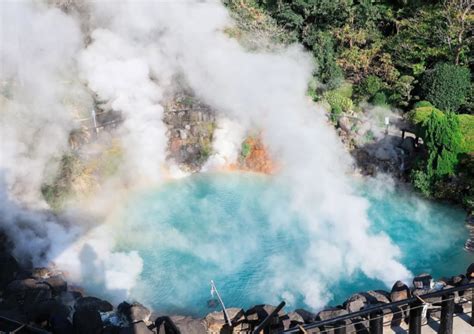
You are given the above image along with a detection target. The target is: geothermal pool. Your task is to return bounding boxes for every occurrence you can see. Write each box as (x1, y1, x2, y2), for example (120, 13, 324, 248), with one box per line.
(111, 172, 470, 316)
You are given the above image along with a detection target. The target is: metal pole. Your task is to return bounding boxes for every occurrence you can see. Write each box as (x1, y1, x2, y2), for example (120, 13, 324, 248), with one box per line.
(90, 109, 98, 134)
(210, 280, 232, 327)
(439, 293, 454, 334)
(409, 301, 422, 334)
(369, 311, 383, 334)
(252, 301, 285, 334)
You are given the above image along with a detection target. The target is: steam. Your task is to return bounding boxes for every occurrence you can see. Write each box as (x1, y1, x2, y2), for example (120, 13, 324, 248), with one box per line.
(0, 0, 89, 204)
(0, 0, 412, 311)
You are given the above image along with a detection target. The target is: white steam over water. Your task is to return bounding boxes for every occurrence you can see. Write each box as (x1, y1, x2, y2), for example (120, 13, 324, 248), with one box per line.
(0, 0, 411, 309)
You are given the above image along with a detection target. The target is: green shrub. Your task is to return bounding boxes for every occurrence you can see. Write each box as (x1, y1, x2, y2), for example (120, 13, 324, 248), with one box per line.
(371, 92, 387, 106)
(330, 105, 343, 122)
(324, 90, 353, 112)
(359, 75, 383, 97)
(241, 141, 251, 158)
(411, 169, 432, 197)
(421, 63, 471, 112)
(414, 101, 433, 108)
(422, 111, 463, 178)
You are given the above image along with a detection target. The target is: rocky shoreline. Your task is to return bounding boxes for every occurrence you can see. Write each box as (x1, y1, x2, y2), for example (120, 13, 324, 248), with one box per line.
(1, 244, 472, 334)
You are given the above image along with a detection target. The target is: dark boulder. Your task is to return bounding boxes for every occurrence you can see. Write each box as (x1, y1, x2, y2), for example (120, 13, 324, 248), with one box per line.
(294, 308, 316, 323)
(413, 273, 432, 290)
(169, 315, 206, 334)
(49, 303, 73, 334)
(44, 275, 68, 295)
(315, 307, 356, 334)
(466, 263, 474, 280)
(31, 267, 51, 279)
(155, 316, 181, 334)
(0, 253, 19, 290)
(282, 311, 304, 330)
(391, 281, 410, 301)
(73, 308, 103, 334)
(75, 296, 113, 313)
(117, 301, 151, 323)
(119, 321, 154, 334)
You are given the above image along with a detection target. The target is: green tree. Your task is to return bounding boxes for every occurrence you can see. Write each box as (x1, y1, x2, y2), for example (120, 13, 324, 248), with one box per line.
(422, 110, 463, 178)
(421, 63, 471, 112)
(309, 31, 343, 88)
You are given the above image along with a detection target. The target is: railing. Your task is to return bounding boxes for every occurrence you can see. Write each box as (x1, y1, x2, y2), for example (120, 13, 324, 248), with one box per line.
(278, 283, 474, 334)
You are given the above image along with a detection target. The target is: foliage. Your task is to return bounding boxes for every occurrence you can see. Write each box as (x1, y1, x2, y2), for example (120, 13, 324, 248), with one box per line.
(323, 90, 353, 112)
(360, 75, 383, 97)
(421, 63, 471, 112)
(413, 100, 433, 108)
(309, 31, 343, 89)
(371, 92, 387, 106)
(409, 106, 473, 153)
(330, 105, 343, 123)
(458, 114, 474, 152)
(422, 111, 463, 178)
(411, 169, 432, 197)
(241, 141, 252, 158)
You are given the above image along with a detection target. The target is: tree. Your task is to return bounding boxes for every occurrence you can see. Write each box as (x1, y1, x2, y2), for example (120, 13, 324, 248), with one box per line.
(422, 110, 463, 178)
(441, 0, 472, 65)
(421, 63, 470, 112)
(309, 31, 343, 89)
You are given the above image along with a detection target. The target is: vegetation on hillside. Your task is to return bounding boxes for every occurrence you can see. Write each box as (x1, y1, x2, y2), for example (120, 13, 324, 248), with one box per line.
(228, 0, 473, 212)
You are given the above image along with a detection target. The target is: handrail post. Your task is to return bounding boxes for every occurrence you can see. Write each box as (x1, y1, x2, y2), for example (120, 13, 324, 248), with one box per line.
(369, 311, 383, 334)
(439, 293, 454, 334)
(409, 300, 422, 334)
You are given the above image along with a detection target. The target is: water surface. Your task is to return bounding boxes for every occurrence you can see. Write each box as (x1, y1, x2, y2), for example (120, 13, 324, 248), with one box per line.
(115, 172, 470, 315)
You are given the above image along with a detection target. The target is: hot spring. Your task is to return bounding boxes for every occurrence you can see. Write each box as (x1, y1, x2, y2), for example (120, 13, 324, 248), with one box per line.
(90, 172, 470, 316)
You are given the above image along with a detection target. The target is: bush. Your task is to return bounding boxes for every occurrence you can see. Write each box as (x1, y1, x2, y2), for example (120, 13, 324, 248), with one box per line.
(422, 111, 463, 178)
(330, 105, 343, 122)
(310, 31, 344, 89)
(359, 75, 383, 97)
(421, 63, 471, 112)
(413, 101, 433, 108)
(411, 169, 432, 197)
(324, 90, 353, 112)
(371, 92, 387, 106)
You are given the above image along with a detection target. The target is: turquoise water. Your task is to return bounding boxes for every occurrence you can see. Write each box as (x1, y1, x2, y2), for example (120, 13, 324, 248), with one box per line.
(115, 172, 471, 316)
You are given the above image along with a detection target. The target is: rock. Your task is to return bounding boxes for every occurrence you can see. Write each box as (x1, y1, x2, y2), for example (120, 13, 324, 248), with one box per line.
(27, 298, 63, 323)
(6, 279, 52, 311)
(316, 307, 348, 321)
(75, 296, 113, 313)
(401, 137, 416, 155)
(155, 316, 181, 334)
(119, 321, 154, 334)
(294, 308, 316, 323)
(169, 315, 206, 334)
(117, 301, 151, 323)
(31, 267, 51, 279)
(391, 281, 410, 301)
(0, 253, 19, 290)
(466, 263, 474, 279)
(73, 308, 103, 334)
(413, 273, 432, 290)
(44, 275, 68, 295)
(205, 308, 247, 333)
(245, 304, 285, 332)
(343, 294, 368, 313)
(338, 116, 351, 133)
(316, 307, 356, 334)
(49, 303, 73, 334)
(282, 311, 304, 330)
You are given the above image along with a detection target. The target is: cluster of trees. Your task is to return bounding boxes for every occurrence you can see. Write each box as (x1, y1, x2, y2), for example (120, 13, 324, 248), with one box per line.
(254, 0, 472, 110)
(236, 1, 473, 206)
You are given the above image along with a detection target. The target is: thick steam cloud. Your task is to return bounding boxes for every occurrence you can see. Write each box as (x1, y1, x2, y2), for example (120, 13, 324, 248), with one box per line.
(0, 0, 411, 311)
